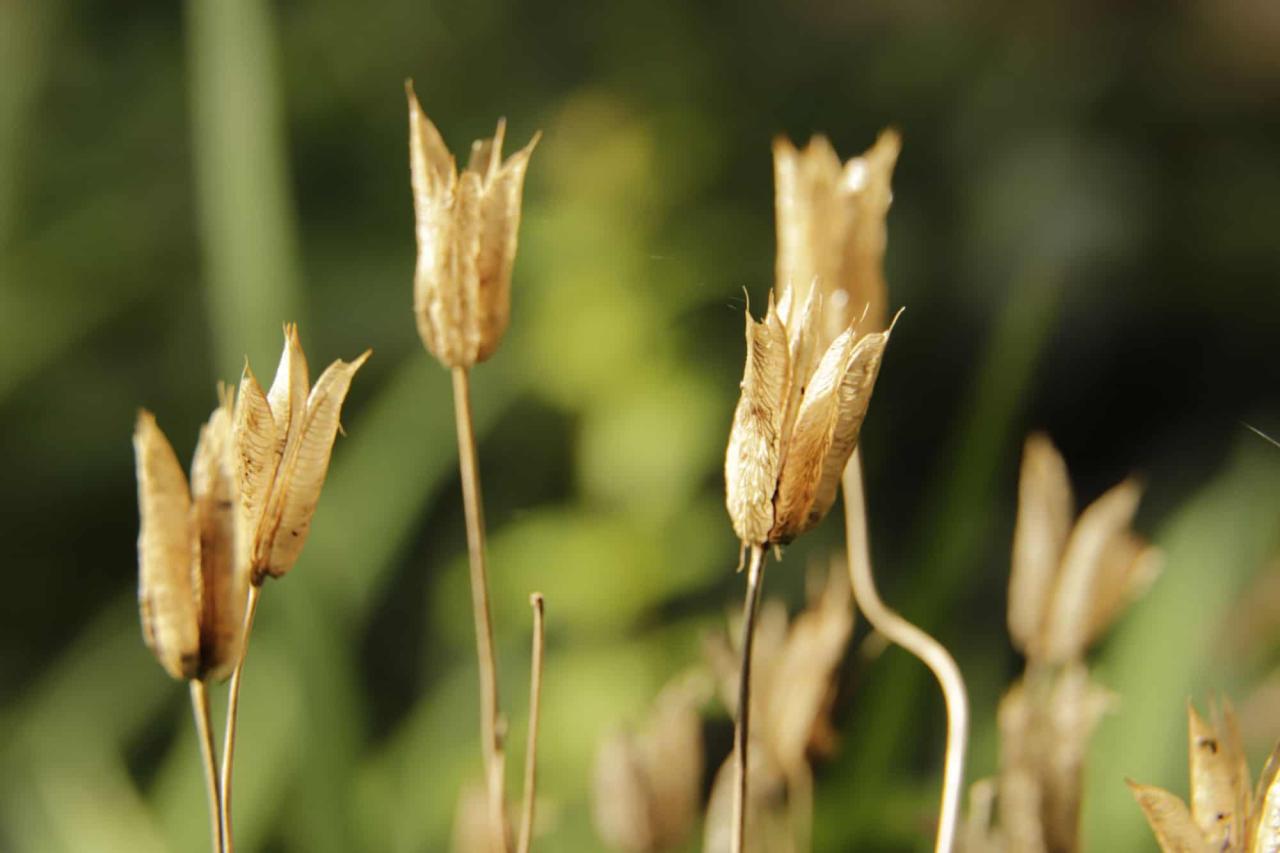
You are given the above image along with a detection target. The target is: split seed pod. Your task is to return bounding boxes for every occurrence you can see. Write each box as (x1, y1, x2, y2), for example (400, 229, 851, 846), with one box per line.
(134, 391, 246, 681)
(1130, 700, 1280, 853)
(1008, 433, 1162, 664)
(724, 288, 893, 548)
(234, 324, 370, 584)
(773, 129, 900, 341)
(407, 81, 539, 368)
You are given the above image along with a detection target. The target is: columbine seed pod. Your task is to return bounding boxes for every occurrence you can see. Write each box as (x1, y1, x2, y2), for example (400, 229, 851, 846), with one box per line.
(773, 129, 899, 341)
(135, 392, 246, 681)
(1007, 433, 1162, 664)
(234, 324, 370, 584)
(406, 81, 539, 368)
(724, 288, 893, 549)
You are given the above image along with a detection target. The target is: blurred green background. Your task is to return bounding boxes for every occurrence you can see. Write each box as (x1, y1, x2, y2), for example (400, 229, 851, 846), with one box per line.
(1, 1, 1278, 850)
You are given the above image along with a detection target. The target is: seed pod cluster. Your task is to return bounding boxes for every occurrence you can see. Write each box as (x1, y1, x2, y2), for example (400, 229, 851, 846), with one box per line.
(134, 325, 369, 681)
(407, 82, 539, 368)
(724, 288, 893, 548)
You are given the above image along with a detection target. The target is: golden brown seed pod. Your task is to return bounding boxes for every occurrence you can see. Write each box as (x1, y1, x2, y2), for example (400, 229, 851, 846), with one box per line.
(724, 290, 892, 548)
(773, 129, 900, 341)
(234, 324, 371, 584)
(592, 675, 707, 852)
(407, 81, 539, 368)
(1007, 434, 1162, 664)
(189, 389, 246, 680)
(135, 410, 201, 681)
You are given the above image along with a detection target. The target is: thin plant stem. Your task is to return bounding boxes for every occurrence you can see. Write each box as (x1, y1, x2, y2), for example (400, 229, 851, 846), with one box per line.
(451, 365, 509, 851)
(220, 583, 263, 853)
(189, 679, 223, 853)
(842, 449, 968, 853)
(732, 544, 766, 853)
(517, 593, 546, 853)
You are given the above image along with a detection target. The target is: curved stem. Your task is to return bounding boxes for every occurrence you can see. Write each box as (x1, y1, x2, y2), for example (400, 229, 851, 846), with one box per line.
(732, 544, 766, 853)
(517, 593, 545, 853)
(451, 365, 509, 851)
(842, 449, 968, 853)
(189, 679, 223, 853)
(220, 583, 262, 853)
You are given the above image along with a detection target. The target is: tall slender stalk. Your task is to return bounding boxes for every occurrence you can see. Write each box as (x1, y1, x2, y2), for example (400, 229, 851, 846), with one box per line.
(517, 593, 546, 853)
(842, 449, 967, 853)
(189, 679, 224, 853)
(220, 583, 263, 853)
(731, 544, 766, 853)
(451, 365, 509, 851)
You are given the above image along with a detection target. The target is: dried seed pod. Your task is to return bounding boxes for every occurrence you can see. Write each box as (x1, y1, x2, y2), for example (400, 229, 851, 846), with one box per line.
(407, 81, 538, 368)
(1006, 434, 1161, 664)
(1129, 781, 1213, 853)
(705, 562, 853, 774)
(135, 396, 250, 682)
(1129, 700, 1280, 853)
(773, 129, 900, 341)
(234, 324, 370, 584)
(1040, 477, 1156, 662)
(592, 675, 707, 852)
(1187, 701, 1250, 850)
(1249, 743, 1280, 852)
(1008, 433, 1074, 655)
(724, 290, 892, 549)
(190, 390, 245, 680)
(135, 411, 201, 681)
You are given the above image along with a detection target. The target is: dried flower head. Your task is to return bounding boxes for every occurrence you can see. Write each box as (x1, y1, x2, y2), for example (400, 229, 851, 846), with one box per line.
(234, 324, 370, 584)
(1008, 433, 1162, 664)
(406, 81, 539, 368)
(134, 390, 247, 681)
(1129, 700, 1280, 853)
(773, 129, 900, 342)
(724, 288, 894, 548)
(592, 673, 708, 853)
(706, 561, 853, 773)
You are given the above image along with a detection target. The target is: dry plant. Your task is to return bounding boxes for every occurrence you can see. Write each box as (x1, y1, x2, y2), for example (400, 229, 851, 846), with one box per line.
(133, 325, 369, 852)
(703, 562, 855, 852)
(1129, 700, 1280, 852)
(591, 672, 710, 852)
(769, 129, 971, 853)
(962, 433, 1161, 853)
(406, 82, 543, 852)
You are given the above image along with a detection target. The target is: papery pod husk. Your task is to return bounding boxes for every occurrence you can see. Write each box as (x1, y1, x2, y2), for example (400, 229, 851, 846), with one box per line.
(592, 678, 705, 853)
(770, 323, 889, 543)
(1008, 433, 1074, 657)
(1129, 781, 1213, 853)
(407, 83, 537, 367)
(773, 130, 900, 343)
(764, 566, 853, 772)
(703, 750, 795, 853)
(1187, 701, 1251, 850)
(1039, 477, 1144, 663)
(258, 351, 371, 582)
(725, 294, 789, 546)
(190, 392, 246, 681)
(134, 411, 200, 681)
(1249, 741, 1280, 853)
(233, 363, 279, 584)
